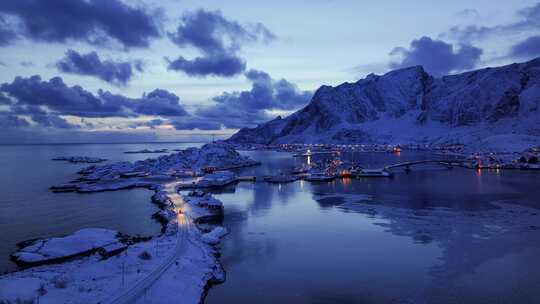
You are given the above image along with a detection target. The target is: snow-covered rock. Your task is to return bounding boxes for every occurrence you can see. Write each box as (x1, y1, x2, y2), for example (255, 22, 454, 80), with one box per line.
(201, 227, 228, 245)
(49, 143, 258, 194)
(0, 224, 222, 304)
(12, 228, 121, 265)
(77, 142, 257, 183)
(229, 57, 540, 151)
(183, 193, 225, 221)
(152, 188, 171, 207)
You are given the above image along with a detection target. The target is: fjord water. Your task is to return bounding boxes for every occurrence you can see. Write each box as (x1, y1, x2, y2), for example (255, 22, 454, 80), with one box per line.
(206, 150, 540, 304)
(0, 142, 202, 273)
(1, 144, 539, 303)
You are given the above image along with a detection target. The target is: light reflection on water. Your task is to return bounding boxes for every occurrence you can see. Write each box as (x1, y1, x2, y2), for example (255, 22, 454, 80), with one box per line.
(206, 150, 540, 304)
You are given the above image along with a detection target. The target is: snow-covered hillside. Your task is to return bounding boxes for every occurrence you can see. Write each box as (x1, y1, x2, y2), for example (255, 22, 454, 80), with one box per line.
(229, 58, 540, 151)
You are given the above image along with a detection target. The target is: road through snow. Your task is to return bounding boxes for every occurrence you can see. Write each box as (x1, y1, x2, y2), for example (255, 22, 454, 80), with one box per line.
(108, 182, 191, 304)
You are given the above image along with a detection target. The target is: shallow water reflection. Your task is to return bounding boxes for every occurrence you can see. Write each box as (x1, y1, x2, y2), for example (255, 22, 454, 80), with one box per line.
(206, 150, 540, 304)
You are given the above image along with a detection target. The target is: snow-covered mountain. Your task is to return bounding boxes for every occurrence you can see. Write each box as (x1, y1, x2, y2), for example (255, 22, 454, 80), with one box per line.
(228, 58, 540, 151)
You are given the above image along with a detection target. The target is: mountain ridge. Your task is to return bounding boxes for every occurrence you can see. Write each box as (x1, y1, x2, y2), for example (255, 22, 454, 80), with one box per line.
(228, 58, 540, 151)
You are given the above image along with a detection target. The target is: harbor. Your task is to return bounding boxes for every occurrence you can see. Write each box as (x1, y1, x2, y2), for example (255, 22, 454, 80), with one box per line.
(218, 145, 537, 186)
(231, 143, 540, 184)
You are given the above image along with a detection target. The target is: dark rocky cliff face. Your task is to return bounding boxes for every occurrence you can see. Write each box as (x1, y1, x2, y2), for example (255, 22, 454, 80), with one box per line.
(228, 58, 540, 145)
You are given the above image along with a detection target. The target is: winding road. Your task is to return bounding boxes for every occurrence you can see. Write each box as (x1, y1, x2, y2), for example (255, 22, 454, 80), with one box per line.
(108, 182, 191, 304)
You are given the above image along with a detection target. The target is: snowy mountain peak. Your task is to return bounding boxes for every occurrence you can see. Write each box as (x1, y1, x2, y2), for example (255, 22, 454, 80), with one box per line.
(229, 57, 540, 150)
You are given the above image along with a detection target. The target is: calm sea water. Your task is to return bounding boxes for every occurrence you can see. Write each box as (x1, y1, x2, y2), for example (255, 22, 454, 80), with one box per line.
(206, 150, 540, 304)
(2, 145, 540, 303)
(0, 142, 202, 273)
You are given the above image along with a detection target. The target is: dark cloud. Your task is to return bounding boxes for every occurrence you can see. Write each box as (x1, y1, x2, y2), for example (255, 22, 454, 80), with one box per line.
(444, 3, 540, 42)
(135, 89, 188, 116)
(0, 75, 188, 119)
(0, 16, 17, 46)
(509, 35, 540, 59)
(0, 0, 161, 48)
(30, 113, 74, 129)
(168, 9, 274, 54)
(97, 88, 188, 117)
(390, 36, 482, 76)
(0, 113, 29, 128)
(167, 9, 275, 77)
(56, 49, 142, 85)
(9, 103, 74, 129)
(167, 54, 245, 77)
(172, 69, 312, 130)
(0, 92, 10, 104)
(11, 104, 46, 115)
(1, 75, 129, 117)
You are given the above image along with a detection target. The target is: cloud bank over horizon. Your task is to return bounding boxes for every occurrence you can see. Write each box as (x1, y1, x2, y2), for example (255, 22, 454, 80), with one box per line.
(0, 1, 539, 142)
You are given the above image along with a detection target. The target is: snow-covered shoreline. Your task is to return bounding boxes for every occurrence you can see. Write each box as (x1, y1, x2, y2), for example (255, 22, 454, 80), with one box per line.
(50, 142, 259, 193)
(11, 228, 125, 267)
(0, 142, 256, 303)
(0, 181, 229, 304)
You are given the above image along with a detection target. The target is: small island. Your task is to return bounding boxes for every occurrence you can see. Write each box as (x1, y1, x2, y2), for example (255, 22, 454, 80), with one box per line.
(52, 156, 107, 164)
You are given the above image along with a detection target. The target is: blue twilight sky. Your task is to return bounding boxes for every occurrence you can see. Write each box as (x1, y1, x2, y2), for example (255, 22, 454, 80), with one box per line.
(0, 0, 539, 143)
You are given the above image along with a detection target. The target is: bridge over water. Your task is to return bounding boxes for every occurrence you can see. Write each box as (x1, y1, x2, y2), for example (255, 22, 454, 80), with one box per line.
(384, 159, 474, 170)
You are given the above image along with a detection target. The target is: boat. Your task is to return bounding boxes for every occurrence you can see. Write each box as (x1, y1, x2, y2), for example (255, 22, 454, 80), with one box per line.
(335, 162, 355, 178)
(355, 168, 392, 177)
(338, 169, 353, 178)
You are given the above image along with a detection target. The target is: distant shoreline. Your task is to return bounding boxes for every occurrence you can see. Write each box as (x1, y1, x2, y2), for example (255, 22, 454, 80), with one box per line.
(0, 141, 213, 146)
